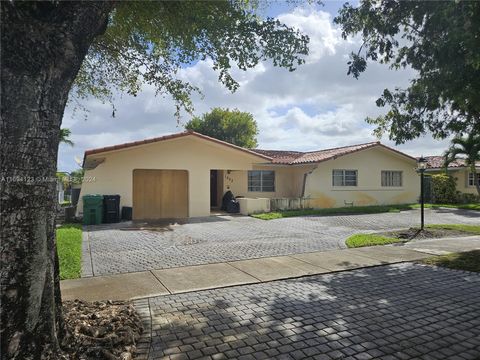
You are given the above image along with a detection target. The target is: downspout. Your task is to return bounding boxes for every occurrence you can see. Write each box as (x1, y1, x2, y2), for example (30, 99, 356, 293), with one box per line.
(301, 165, 318, 204)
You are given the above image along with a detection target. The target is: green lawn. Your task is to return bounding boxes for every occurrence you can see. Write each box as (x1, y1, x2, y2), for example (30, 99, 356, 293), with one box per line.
(56, 223, 82, 280)
(251, 204, 415, 220)
(345, 234, 403, 248)
(422, 250, 480, 273)
(251, 202, 479, 220)
(426, 224, 480, 234)
(346, 224, 480, 249)
(411, 203, 480, 211)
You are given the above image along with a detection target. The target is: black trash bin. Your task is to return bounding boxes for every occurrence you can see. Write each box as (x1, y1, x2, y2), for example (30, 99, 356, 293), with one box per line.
(103, 195, 120, 223)
(221, 191, 235, 211)
(121, 206, 132, 221)
(226, 200, 240, 213)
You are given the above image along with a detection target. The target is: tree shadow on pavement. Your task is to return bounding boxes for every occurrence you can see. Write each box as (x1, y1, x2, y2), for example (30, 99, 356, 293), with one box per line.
(431, 207, 480, 219)
(138, 263, 480, 359)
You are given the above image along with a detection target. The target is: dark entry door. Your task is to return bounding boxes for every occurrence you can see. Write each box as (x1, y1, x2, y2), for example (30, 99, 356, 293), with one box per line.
(210, 170, 218, 207)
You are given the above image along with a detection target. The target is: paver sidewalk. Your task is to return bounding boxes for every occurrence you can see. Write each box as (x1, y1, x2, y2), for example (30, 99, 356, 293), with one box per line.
(61, 235, 480, 301)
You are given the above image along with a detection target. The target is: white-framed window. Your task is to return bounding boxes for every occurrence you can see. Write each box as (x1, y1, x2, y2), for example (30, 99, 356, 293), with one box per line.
(332, 169, 358, 186)
(248, 170, 275, 192)
(468, 172, 480, 186)
(381, 170, 403, 187)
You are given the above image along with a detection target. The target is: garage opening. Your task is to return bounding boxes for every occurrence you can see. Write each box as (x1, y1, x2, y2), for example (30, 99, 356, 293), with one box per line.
(133, 169, 188, 220)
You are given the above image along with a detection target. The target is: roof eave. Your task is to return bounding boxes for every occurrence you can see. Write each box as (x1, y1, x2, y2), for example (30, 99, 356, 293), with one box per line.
(82, 131, 272, 168)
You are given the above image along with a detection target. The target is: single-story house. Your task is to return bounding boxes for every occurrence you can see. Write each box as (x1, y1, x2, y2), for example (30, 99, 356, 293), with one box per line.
(423, 156, 480, 195)
(77, 130, 420, 219)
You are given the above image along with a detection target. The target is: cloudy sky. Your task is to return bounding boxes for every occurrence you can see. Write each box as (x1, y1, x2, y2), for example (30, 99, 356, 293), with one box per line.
(59, 1, 451, 172)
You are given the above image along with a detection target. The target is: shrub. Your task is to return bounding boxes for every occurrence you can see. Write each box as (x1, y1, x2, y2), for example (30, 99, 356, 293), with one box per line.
(431, 174, 458, 204)
(457, 192, 480, 204)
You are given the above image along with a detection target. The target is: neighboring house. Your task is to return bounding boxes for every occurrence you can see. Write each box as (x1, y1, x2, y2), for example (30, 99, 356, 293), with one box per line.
(57, 179, 64, 204)
(423, 156, 480, 195)
(78, 130, 419, 220)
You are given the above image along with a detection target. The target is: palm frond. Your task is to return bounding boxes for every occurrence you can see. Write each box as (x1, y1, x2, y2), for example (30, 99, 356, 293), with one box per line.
(59, 128, 74, 147)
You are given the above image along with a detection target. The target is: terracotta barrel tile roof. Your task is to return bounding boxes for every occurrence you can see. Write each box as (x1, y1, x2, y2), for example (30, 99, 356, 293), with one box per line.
(252, 141, 415, 165)
(252, 150, 305, 164)
(423, 155, 480, 169)
(291, 142, 380, 164)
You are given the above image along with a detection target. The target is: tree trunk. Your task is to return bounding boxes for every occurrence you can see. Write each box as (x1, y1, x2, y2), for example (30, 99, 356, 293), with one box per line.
(1, 2, 114, 359)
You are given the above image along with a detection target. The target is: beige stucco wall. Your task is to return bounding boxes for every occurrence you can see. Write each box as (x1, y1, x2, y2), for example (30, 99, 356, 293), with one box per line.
(226, 147, 419, 208)
(428, 168, 479, 195)
(303, 147, 419, 208)
(78, 138, 424, 217)
(77, 135, 266, 218)
(225, 164, 315, 198)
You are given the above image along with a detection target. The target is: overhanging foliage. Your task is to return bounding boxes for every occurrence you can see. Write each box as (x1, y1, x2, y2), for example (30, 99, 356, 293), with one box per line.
(74, 1, 309, 117)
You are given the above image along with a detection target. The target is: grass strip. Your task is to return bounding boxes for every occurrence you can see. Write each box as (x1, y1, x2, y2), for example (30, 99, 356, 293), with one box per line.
(56, 223, 82, 280)
(422, 250, 480, 273)
(345, 233, 402, 248)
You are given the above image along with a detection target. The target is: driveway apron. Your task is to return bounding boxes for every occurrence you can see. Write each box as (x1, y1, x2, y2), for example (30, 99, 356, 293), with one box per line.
(83, 208, 480, 276)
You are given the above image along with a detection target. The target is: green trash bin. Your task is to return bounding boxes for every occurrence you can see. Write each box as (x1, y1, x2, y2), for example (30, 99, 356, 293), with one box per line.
(83, 194, 104, 225)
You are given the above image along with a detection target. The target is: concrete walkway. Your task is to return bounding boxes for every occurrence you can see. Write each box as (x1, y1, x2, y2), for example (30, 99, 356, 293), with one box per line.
(61, 235, 480, 301)
(404, 235, 480, 254)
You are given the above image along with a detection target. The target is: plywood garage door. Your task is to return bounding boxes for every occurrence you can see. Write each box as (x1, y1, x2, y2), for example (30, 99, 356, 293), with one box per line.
(133, 169, 188, 220)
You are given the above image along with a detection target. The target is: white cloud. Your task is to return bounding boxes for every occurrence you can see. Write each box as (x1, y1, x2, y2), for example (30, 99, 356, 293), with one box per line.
(278, 7, 340, 62)
(58, 6, 451, 172)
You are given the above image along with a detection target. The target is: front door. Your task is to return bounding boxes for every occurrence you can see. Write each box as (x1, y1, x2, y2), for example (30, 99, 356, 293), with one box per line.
(210, 170, 218, 207)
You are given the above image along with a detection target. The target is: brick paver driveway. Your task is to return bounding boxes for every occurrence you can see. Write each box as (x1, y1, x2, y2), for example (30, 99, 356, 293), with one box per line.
(83, 208, 479, 276)
(134, 263, 480, 360)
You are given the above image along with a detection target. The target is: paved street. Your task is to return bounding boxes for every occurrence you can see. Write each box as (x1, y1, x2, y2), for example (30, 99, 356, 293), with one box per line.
(83, 208, 480, 276)
(134, 263, 480, 360)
